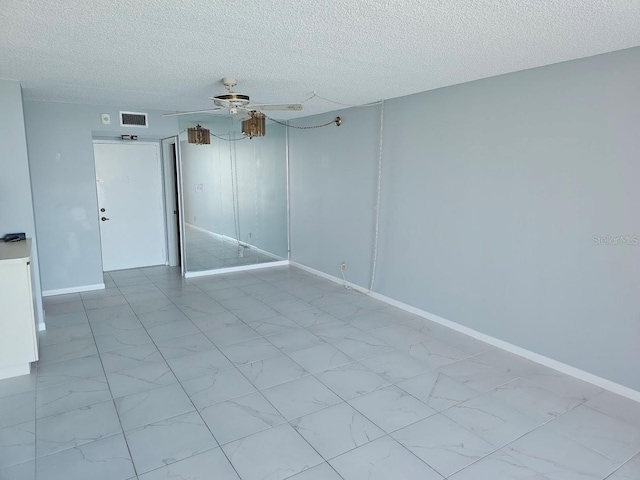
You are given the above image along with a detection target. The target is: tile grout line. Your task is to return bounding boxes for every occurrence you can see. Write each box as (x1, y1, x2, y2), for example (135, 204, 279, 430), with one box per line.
(109, 266, 247, 480)
(28, 266, 501, 477)
(27, 265, 637, 479)
(81, 270, 139, 479)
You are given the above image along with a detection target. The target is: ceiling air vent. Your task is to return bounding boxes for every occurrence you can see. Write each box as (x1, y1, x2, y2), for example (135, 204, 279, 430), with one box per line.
(120, 111, 148, 128)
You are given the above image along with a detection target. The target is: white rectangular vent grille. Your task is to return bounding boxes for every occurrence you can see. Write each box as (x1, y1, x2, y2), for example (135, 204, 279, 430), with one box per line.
(120, 111, 148, 128)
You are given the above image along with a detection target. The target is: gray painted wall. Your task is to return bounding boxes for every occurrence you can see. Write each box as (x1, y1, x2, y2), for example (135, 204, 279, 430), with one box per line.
(181, 118, 288, 259)
(0, 79, 44, 322)
(289, 47, 640, 391)
(289, 106, 381, 287)
(23, 101, 178, 292)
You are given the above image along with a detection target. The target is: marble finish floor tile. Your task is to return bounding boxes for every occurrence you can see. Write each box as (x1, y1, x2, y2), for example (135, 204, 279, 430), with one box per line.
(137, 448, 240, 480)
(94, 327, 153, 354)
(199, 392, 285, 444)
(0, 459, 36, 480)
(329, 436, 443, 480)
(261, 376, 341, 420)
(125, 411, 217, 474)
(232, 305, 280, 323)
(106, 361, 177, 398)
(438, 331, 495, 355)
(114, 383, 195, 431)
(100, 343, 165, 373)
(360, 350, 435, 383)
(245, 315, 300, 336)
(204, 323, 261, 347)
(391, 413, 496, 477)
(331, 332, 394, 360)
(89, 315, 143, 337)
(284, 307, 338, 328)
(0, 371, 36, 398)
(485, 376, 591, 423)
(0, 420, 35, 469)
(148, 316, 199, 338)
(368, 323, 434, 348)
(606, 453, 640, 480)
(585, 391, 640, 430)
(87, 303, 136, 322)
(238, 354, 309, 390)
(42, 311, 88, 330)
(0, 390, 35, 429)
(546, 404, 640, 462)
(218, 337, 282, 365)
(38, 323, 93, 347)
(436, 357, 520, 393)
(222, 423, 323, 480)
(316, 362, 390, 400)
(181, 369, 257, 409)
(155, 332, 217, 359)
(190, 311, 244, 332)
(36, 354, 104, 389)
(0, 265, 635, 480)
(36, 375, 111, 418)
(448, 450, 549, 480)
(289, 343, 354, 374)
(285, 462, 343, 480)
(348, 385, 437, 433)
(267, 329, 325, 354)
(35, 434, 134, 480)
(36, 401, 121, 457)
(38, 338, 98, 365)
(291, 402, 384, 460)
(442, 393, 542, 447)
(504, 426, 620, 480)
(396, 370, 481, 412)
(165, 348, 234, 382)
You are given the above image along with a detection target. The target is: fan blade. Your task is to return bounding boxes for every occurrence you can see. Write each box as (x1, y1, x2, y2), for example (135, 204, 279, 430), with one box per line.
(246, 103, 302, 111)
(162, 108, 222, 117)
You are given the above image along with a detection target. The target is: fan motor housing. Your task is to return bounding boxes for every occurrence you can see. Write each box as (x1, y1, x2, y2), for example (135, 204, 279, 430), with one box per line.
(214, 93, 250, 106)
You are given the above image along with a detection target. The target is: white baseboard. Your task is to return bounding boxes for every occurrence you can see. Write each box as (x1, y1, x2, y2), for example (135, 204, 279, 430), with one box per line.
(185, 260, 290, 278)
(42, 283, 105, 297)
(185, 223, 285, 261)
(290, 261, 640, 403)
(290, 261, 369, 293)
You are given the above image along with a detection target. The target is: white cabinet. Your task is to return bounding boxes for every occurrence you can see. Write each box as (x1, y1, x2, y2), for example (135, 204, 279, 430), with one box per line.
(0, 239, 39, 379)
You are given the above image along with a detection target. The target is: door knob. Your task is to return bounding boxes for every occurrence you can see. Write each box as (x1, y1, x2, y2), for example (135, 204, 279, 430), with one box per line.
(101, 217, 109, 221)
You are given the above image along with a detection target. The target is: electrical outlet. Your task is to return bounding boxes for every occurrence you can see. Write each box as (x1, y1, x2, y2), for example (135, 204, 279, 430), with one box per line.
(341, 261, 347, 271)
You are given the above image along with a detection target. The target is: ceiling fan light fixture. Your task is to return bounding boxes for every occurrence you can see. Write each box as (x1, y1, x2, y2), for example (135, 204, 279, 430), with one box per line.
(187, 124, 210, 145)
(242, 112, 266, 139)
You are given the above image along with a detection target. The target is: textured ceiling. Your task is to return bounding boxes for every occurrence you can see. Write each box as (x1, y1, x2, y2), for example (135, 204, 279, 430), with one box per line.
(1, 0, 639, 119)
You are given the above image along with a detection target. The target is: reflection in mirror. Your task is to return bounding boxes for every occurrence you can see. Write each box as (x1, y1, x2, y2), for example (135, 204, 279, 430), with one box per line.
(178, 115, 287, 272)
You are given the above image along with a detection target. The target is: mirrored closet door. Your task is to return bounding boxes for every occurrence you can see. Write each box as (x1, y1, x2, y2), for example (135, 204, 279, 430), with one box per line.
(176, 115, 288, 274)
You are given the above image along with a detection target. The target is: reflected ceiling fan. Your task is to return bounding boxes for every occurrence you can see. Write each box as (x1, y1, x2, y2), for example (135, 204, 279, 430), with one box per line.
(162, 77, 303, 121)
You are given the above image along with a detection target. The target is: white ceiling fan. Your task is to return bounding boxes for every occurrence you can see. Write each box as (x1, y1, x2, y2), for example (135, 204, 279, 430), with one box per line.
(162, 77, 302, 120)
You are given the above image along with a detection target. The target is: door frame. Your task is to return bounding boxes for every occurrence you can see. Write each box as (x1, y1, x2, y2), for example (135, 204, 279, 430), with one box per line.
(161, 137, 182, 269)
(92, 139, 168, 271)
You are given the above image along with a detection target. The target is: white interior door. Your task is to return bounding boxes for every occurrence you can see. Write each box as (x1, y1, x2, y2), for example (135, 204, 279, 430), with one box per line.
(94, 142, 166, 271)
